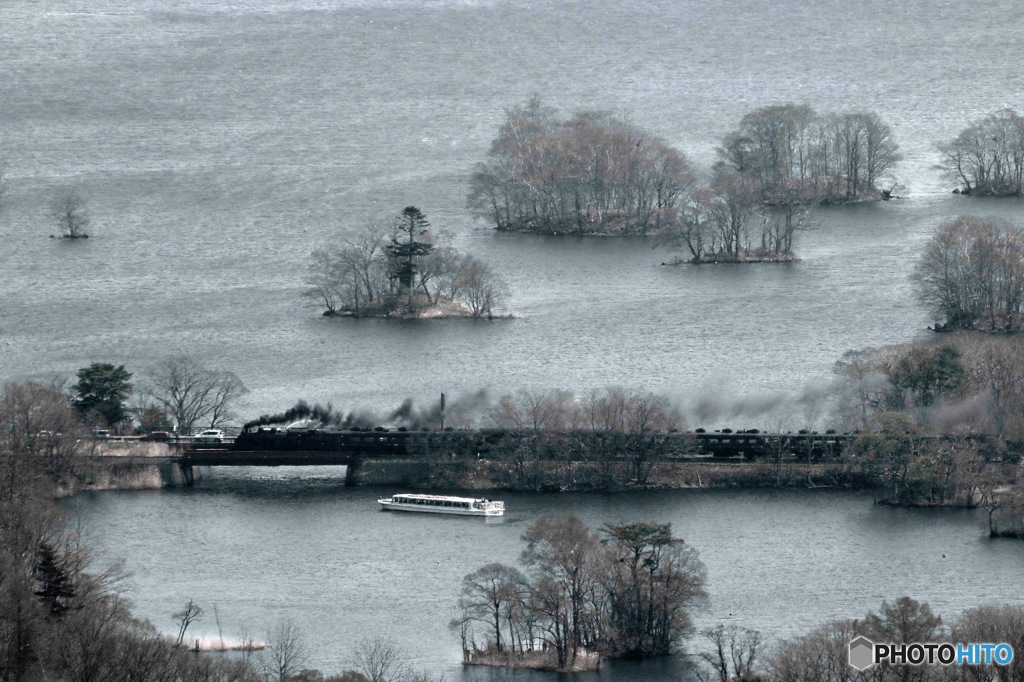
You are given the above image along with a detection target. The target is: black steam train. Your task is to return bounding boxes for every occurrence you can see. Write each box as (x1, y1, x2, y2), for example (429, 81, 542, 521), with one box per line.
(233, 425, 858, 460)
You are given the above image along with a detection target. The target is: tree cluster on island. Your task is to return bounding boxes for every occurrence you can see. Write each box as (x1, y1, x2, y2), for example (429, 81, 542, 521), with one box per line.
(305, 206, 508, 319)
(452, 514, 706, 672)
(665, 103, 901, 264)
(938, 108, 1024, 196)
(468, 99, 902, 264)
(467, 97, 694, 237)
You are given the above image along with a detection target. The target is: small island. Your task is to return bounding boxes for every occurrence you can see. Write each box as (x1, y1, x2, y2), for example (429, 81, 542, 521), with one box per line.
(468, 99, 902, 263)
(939, 108, 1024, 196)
(306, 206, 509, 319)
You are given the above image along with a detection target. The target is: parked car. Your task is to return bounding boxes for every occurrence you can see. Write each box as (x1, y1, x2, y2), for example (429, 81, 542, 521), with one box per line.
(194, 429, 225, 443)
(92, 429, 111, 439)
(140, 431, 172, 442)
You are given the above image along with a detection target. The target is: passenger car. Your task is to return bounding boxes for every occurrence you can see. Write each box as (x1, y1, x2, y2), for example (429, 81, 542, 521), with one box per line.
(194, 429, 225, 443)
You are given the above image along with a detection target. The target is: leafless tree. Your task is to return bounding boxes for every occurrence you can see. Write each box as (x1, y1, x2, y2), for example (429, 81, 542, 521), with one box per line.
(764, 618, 860, 682)
(452, 255, 507, 318)
(916, 216, 1024, 332)
(172, 599, 202, 647)
(520, 514, 601, 669)
(459, 563, 528, 654)
(304, 247, 346, 314)
(50, 186, 91, 238)
(695, 624, 763, 682)
(0, 380, 92, 498)
(948, 605, 1024, 680)
(145, 356, 248, 433)
(262, 618, 308, 682)
(717, 104, 901, 203)
(352, 635, 411, 682)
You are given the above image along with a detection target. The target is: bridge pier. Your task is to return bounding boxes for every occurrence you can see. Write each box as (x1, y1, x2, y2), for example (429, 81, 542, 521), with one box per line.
(157, 461, 201, 487)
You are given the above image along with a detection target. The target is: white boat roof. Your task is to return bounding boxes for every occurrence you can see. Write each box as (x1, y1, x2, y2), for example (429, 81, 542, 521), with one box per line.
(391, 493, 495, 503)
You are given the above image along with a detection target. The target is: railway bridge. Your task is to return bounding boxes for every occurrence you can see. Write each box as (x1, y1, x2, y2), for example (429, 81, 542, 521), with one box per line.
(162, 426, 858, 486)
(170, 439, 427, 486)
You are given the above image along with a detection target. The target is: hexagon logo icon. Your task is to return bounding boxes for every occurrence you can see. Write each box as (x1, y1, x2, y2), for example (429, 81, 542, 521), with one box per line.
(849, 636, 875, 670)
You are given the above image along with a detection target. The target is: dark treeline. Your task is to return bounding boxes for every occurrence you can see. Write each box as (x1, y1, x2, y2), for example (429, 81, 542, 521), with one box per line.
(453, 514, 706, 672)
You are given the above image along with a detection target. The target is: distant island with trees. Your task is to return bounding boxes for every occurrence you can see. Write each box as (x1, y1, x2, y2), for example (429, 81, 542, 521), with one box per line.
(939, 108, 1024, 196)
(453, 515, 705, 672)
(305, 206, 509, 319)
(467, 99, 902, 264)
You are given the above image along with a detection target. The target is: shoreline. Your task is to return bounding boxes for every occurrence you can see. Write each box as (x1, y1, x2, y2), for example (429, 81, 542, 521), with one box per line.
(73, 453, 1012, 522)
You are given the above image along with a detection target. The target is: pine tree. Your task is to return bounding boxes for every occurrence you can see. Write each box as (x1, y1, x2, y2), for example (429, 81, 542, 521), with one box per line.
(386, 206, 434, 294)
(34, 542, 75, 618)
(73, 362, 133, 427)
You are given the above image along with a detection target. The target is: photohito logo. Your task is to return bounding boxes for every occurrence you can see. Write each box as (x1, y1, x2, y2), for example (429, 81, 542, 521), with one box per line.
(849, 636, 1015, 670)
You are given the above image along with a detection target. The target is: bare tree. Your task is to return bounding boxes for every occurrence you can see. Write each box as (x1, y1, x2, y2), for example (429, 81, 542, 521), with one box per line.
(352, 635, 411, 682)
(304, 247, 346, 314)
(262, 618, 308, 682)
(146, 356, 248, 433)
(459, 563, 528, 654)
(50, 186, 90, 238)
(0, 380, 92, 498)
(469, 98, 693, 235)
(764, 619, 859, 682)
(916, 216, 1024, 332)
(172, 599, 202, 647)
(520, 514, 601, 669)
(452, 255, 507, 318)
(695, 624, 763, 682)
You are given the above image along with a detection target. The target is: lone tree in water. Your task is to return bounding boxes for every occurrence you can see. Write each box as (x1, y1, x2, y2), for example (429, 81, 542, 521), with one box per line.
(50, 186, 90, 238)
(387, 206, 434, 295)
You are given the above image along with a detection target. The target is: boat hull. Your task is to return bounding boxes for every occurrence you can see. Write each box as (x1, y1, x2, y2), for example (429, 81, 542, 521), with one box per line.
(378, 500, 503, 517)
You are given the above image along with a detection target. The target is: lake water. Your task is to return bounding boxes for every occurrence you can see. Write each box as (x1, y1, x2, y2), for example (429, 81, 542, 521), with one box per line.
(69, 473, 1024, 679)
(6, 0, 1024, 677)
(2, 0, 1024, 423)
(67, 473, 1024, 678)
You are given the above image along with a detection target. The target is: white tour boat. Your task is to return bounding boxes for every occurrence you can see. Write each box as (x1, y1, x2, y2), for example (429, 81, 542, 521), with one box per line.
(378, 493, 504, 517)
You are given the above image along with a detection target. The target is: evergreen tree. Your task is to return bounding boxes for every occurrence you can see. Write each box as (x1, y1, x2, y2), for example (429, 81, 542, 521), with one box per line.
(72, 362, 133, 427)
(34, 542, 74, 618)
(386, 206, 433, 292)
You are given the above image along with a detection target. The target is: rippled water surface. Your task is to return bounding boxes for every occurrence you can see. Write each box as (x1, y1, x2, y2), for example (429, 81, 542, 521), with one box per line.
(69, 474, 1024, 678)
(3, 0, 1024, 416)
